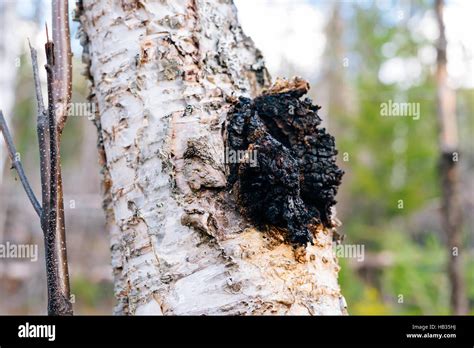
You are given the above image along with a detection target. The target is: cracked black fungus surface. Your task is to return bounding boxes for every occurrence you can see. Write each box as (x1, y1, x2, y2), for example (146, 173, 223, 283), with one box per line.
(226, 85, 344, 246)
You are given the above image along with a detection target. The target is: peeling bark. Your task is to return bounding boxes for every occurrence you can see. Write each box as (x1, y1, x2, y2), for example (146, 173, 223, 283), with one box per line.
(78, 0, 346, 315)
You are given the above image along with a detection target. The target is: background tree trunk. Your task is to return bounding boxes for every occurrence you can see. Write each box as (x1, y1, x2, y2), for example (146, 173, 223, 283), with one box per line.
(78, 0, 346, 315)
(434, 0, 468, 315)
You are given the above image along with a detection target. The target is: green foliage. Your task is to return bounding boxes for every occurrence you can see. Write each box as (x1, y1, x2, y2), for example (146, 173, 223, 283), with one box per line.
(339, 230, 465, 315)
(382, 232, 450, 315)
(339, 3, 439, 225)
(333, 2, 473, 315)
(71, 276, 113, 314)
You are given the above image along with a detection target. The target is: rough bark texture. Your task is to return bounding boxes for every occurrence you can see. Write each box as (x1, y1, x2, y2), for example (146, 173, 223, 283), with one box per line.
(78, 0, 346, 315)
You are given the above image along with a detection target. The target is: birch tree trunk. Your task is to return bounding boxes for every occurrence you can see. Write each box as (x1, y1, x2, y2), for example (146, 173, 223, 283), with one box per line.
(77, 0, 346, 315)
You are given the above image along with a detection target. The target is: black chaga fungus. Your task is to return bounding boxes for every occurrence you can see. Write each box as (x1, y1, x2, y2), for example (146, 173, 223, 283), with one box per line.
(226, 77, 344, 246)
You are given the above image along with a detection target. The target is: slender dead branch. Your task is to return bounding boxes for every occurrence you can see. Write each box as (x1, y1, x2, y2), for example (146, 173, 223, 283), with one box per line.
(51, 0, 73, 314)
(0, 111, 42, 217)
(1, 8, 73, 316)
(28, 40, 46, 117)
(52, 0, 72, 133)
(43, 27, 73, 315)
(45, 38, 58, 236)
(29, 41, 52, 235)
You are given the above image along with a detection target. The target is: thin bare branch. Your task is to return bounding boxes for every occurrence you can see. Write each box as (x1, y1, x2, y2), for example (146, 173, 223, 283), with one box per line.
(51, 0, 73, 314)
(45, 40, 58, 227)
(30, 39, 52, 236)
(28, 40, 46, 117)
(43, 24, 73, 316)
(52, 0, 72, 133)
(0, 110, 42, 217)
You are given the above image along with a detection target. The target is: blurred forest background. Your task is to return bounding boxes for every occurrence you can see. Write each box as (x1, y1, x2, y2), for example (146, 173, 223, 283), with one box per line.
(0, 0, 472, 314)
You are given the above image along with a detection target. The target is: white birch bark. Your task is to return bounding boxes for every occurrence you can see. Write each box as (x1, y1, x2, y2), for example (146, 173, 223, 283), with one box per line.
(78, 0, 346, 315)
